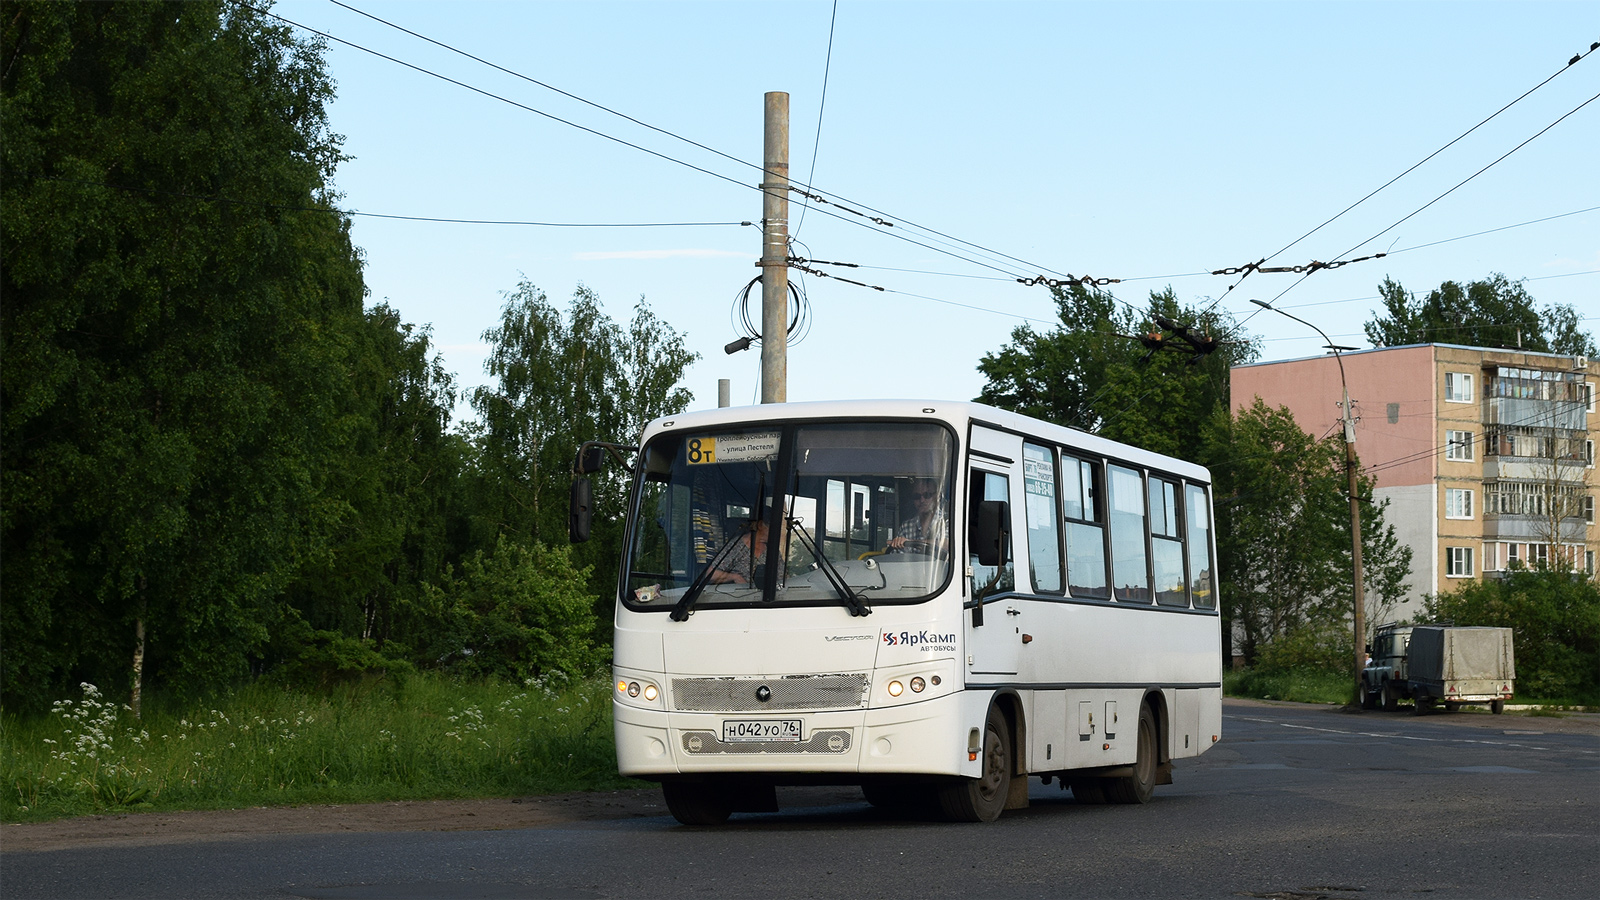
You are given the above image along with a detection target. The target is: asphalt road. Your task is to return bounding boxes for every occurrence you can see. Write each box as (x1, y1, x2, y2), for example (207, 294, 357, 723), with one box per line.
(5, 700, 1597, 900)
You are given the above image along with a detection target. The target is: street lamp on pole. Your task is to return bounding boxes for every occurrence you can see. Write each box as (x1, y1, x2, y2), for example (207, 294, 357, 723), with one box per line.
(1249, 299, 1368, 707)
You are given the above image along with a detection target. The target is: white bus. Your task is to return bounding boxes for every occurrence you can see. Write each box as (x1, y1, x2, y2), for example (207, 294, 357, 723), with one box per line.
(572, 400, 1222, 824)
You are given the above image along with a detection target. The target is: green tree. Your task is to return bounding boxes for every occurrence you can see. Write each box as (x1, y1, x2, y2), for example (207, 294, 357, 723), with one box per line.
(1423, 569, 1600, 702)
(976, 284, 1257, 462)
(279, 305, 470, 660)
(1364, 274, 1596, 356)
(1203, 401, 1413, 668)
(469, 281, 697, 605)
(2, 1, 364, 707)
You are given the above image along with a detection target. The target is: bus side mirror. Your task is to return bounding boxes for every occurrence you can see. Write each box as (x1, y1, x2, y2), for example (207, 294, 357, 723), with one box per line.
(972, 499, 1009, 567)
(576, 444, 606, 475)
(569, 477, 593, 543)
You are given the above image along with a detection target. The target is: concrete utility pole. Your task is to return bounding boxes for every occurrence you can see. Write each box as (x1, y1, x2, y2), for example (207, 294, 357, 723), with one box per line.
(759, 91, 789, 404)
(1342, 383, 1366, 698)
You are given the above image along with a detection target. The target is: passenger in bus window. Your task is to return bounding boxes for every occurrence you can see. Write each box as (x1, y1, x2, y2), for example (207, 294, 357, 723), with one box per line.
(708, 519, 770, 584)
(886, 478, 949, 556)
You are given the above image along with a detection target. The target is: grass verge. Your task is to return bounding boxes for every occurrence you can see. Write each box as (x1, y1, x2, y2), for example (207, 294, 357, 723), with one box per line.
(1224, 668, 1353, 705)
(2, 674, 643, 823)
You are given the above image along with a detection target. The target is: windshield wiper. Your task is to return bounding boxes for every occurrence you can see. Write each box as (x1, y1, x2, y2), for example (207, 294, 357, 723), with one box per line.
(669, 534, 745, 622)
(786, 518, 872, 618)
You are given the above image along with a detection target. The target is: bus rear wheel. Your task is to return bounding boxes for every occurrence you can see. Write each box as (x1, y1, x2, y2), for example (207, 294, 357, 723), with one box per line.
(662, 779, 732, 826)
(1104, 704, 1158, 804)
(936, 705, 1010, 822)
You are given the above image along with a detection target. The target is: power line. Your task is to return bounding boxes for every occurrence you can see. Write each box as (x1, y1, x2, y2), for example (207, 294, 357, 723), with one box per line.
(1259, 38, 1599, 267)
(257, 4, 1053, 280)
(1332, 89, 1600, 263)
(322, 1, 1167, 291)
(30, 176, 752, 228)
(793, 0, 839, 239)
(1199, 41, 1599, 327)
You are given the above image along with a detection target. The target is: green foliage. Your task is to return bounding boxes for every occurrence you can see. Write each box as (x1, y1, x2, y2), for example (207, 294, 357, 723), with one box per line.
(1224, 668, 1352, 705)
(1252, 622, 1354, 676)
(976, 284, 1256, 463)
(1364, 274, 1596, 355)
(4, 674, 637, 822)
(469, 281, 697, 610)
(1423, 570, 1600, 703)
(2, 1, 366, 707)
(262, 609, 415, 692)
(1203, 401, 1412, 666)
(419, 537, 604, 682)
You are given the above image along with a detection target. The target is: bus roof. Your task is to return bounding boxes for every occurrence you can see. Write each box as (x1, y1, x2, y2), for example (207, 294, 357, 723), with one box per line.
(641, 399, 1212, 484)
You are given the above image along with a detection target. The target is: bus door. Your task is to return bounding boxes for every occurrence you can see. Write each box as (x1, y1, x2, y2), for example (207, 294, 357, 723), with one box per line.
(965, 431, 1022, 679)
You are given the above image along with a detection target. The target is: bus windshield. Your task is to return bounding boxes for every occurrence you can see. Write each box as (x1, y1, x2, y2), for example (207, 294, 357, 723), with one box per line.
(623, 421, 955, 613)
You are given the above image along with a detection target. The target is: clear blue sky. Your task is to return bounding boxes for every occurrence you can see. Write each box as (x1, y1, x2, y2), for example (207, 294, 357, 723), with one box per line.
(272, 0, 1598, 417)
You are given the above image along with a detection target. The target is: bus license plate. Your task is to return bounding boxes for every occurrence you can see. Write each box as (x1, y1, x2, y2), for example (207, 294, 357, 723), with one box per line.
(722, 719, 802, 742)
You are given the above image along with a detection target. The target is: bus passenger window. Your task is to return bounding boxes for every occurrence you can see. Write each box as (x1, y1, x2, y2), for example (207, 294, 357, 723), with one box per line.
(1186, 484, 1215, 609)
(1151, 478, 1187, 607)
(1108, 465, 1150, 603)
(1062, 456, 1108, 599)
(1023, 443, 1062, 593)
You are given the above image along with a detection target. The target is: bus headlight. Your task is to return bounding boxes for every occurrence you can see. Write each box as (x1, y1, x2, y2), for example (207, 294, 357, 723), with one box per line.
(627, 682, 641, 698)
(910, 677, 926, 693)
(643, 684, 658, 701)
(887, 680, 904, 697)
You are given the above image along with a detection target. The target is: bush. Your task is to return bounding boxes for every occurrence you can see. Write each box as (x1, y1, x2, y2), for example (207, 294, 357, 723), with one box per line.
(1252, 623, 1354, 676)
(418, 536, 604, 682)
(1424, 570, 1600, 704)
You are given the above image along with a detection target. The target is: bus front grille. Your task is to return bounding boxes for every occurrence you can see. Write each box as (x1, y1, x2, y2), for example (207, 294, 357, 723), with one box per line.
(671, 674, 869, 711)
(681, 729, 853, 755)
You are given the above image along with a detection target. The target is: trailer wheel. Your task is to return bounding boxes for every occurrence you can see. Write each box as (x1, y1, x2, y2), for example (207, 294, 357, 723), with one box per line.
(936, 705, 1010, 822)
(1491, 699, 1506, 715)
(1104, 705, 1158, 805)
(1413, 696, 1434, 716)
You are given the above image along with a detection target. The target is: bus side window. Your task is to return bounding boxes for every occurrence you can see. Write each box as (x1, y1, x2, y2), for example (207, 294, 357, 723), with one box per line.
(1062, 456, 1109, 599)
(1152, 477, 1187, 607)
(968, 471, 1014, 596)
(1023, 443, 1062, 593)
(1108, 464, 1150, 603)
(1186, 484, 1215, 609)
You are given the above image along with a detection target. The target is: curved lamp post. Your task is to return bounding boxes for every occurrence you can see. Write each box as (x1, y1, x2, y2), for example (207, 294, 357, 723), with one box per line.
(1250, 299, 1367, 706)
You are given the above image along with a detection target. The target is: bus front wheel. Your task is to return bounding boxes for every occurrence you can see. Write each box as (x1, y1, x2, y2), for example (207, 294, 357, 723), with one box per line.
(937, 705, 1010, 822)
(662, 779, 732, 826)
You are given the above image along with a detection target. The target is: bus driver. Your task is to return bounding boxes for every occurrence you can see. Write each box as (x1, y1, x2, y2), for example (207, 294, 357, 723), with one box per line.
(886, 478, 948, 556)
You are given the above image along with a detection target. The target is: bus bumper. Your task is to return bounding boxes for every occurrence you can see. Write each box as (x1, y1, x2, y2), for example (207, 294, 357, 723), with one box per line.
(614, 692, 977, 779)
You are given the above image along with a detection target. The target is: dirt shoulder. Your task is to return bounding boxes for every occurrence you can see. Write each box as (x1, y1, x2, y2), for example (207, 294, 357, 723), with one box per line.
(1, 789, 670, 853)
(6, 700, 1595, 853)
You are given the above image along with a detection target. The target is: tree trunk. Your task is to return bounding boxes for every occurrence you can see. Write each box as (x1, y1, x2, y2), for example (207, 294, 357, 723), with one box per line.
(131, 590, 147, 719)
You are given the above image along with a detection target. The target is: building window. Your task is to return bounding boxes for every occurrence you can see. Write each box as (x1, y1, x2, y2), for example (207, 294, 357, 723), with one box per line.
(1445, 430, 1475, 461)
(1587, 550, 1595, 576)
(1587, 380, 1596, 414)
(1507, 543, 1520, 568)
(1446, 546, 1474, 577)
(1483, 542, 1499, 572)
(1445, 372, 1474, 403)
(1445, 488, 1474, 519)
(1532, 544, 1549, 567)
(1588, 440, 1594, 468)
(1586, 495, 1595, 525)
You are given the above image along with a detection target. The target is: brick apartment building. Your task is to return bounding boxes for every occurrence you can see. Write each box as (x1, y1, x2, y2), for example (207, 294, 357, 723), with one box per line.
(1231, 344, 1598, 612)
